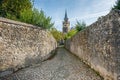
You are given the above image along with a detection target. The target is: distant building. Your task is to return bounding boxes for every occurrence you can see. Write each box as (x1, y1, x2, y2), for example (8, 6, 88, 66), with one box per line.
(62, 10, 70, 34)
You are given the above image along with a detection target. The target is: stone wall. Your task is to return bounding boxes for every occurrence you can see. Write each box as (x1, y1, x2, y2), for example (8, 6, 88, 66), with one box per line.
(65, 10, 120, 80)
(0, 18, 57, 76)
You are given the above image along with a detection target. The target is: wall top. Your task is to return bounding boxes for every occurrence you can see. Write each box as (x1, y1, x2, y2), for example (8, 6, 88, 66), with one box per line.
(0, 17, 42, 29)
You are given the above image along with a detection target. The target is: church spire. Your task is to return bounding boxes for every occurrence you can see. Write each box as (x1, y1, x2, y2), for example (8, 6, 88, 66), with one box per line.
(63, 10, 70, 34)
(64, 10, 68, 21)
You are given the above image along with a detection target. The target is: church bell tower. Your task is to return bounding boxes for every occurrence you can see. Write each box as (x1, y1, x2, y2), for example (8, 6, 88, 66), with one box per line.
(63, 10, 70, 34)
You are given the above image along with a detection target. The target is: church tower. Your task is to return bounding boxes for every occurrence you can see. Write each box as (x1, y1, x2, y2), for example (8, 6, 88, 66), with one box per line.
(63, 10, 70, 34)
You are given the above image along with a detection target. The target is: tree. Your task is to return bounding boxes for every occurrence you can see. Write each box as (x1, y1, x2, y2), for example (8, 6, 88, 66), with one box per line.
(31, 9, 54, 29)
(50, 28, 65, 42)
(112, 0, 120, 10)
(0, 0, 32, 19)
(20, 8, 54, 29)
(75, 21, 86, 32)
(20, 8, 33, 23)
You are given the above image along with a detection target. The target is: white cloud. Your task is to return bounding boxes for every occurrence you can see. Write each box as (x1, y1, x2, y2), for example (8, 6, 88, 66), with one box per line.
(91, 0, 116, 11)
(68, 0, 116, 27)
(70, 10, 109, 21)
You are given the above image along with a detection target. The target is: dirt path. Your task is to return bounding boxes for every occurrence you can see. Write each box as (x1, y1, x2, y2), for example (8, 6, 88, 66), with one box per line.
(2, 47, 103, 80)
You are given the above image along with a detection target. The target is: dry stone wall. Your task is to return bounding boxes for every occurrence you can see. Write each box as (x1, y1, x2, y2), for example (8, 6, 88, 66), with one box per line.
(65, 10, 120, 80)
(0, 18, 57, 76)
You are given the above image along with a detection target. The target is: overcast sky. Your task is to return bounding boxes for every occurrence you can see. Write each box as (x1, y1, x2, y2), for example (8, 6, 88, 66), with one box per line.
(34, 0, 116, 31)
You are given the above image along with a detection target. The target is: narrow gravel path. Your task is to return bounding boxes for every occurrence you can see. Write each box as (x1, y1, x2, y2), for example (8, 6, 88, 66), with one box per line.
(2, 47, 103, 80)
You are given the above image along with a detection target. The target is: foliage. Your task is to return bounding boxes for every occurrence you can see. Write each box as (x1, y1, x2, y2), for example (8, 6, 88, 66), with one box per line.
(50, 28, 65, 42)
(20, 8, 54, 29)
(112, 0, 120, 10)
(65, 21, 86, 40)
(0, 0, 54, 29)
(65, 29, 77, 39)
(75, 21, 86, 32)
(20, 9, 33, 23)
(0, 0, 32, 19)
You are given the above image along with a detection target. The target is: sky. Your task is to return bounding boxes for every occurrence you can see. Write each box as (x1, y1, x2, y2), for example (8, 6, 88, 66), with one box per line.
(34, 0, 116, 31)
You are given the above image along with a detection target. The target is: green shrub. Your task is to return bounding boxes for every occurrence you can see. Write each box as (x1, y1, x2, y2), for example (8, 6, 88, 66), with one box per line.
(65, 29, 77, 39)
(75, 21, 86, 32)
